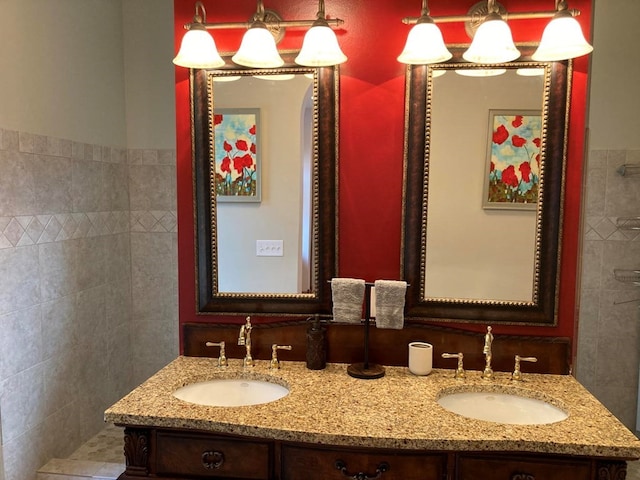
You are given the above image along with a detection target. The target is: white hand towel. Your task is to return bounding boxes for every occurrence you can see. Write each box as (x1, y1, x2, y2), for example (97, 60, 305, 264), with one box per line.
(374, 280, 407, 330)
(331, 278, 365, 324)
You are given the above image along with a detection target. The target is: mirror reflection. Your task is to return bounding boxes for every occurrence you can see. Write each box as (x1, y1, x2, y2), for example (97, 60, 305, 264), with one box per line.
(403, 53, 570, 325)
(426, 67, 545, 303)
(213, 74, 314, 294)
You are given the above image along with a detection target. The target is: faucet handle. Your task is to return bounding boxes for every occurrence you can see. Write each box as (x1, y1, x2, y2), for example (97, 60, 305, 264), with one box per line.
(512, 355, 537, 381)
(441, 353, 465, 380)
(205, 341, 228, 367)
(270, 344, 292, 369)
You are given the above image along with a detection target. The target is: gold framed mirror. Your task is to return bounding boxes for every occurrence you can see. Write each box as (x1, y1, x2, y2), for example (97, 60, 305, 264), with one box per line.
(402, 47, 571, 325)
(192, 53, 338, 316)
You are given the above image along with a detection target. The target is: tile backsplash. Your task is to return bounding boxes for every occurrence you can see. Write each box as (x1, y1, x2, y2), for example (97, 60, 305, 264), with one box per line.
(0, 128, 178, 480)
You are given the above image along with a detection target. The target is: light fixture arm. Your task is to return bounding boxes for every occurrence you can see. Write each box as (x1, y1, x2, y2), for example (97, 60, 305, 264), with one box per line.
(188, 1, 206, 28)
(316, 0, 326, 20)
(421, 0, 429, 17)
(254, 0, 266, 23)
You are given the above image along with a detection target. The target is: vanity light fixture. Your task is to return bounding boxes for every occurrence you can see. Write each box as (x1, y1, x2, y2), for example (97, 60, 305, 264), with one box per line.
(174, 0, 345, 70)
(532, 0, 593, 61)
(173, 2, 225, 69)
(232, 1, 284, 68)
(295, 0, 348, 66)
(400, 0, 592, 65)
(397, 0, 452, 65)
(462, 0, 520, 64)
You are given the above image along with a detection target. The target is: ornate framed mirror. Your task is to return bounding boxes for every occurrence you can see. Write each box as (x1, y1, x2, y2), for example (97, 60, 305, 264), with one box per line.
(192, 53, 338, 316)
(402, 47, 571, 325)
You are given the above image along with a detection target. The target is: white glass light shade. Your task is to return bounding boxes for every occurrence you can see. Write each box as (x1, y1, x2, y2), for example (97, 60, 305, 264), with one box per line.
(173, 28, 225, 69)
(295, 24, 347, 67)
(455, 68, 506, 77)
(397, 22, 452, 65)
(253, 73, 296, 81)
(463, 17, 520, 64)
(212, 75, 242, 82)
(516, 67, 545, 77)
(232, 25, 284, 68)
(532, 14, 593, 61)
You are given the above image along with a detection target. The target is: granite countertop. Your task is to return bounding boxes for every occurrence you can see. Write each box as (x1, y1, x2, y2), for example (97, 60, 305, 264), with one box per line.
(104, 356, 640, 458)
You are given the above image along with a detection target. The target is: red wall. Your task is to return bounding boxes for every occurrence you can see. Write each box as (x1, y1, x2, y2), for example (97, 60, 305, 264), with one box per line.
(175, 0, 592, 342)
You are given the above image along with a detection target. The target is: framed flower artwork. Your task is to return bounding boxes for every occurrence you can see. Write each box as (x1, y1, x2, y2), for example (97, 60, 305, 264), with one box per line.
(483, 109, 542, 210)
(213, 108, 261, 202)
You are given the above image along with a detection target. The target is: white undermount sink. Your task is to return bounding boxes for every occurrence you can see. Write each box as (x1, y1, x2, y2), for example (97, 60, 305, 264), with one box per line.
(173, 378, 289, 407)
(437, 387, 568, 425)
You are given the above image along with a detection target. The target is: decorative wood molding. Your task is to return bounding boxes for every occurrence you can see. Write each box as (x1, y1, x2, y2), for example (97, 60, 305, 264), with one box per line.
(597, 461, 627, 480)
(123, 428, 150, 476)
(511, 474, 535, 480)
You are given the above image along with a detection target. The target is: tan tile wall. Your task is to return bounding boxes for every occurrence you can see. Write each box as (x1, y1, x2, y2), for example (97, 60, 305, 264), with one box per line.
(0, 128, 178, 480)
(576, 148, 640, 430)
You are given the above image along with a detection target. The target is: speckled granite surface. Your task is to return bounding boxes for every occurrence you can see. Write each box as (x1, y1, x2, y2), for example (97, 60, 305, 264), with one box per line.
(104, 356, 640, 458)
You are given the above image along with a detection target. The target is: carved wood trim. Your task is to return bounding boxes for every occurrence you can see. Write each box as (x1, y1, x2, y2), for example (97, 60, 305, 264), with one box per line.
(511, 474, 535, 480)
(123, 428, 150, 476)
(597, 460, 627, 480)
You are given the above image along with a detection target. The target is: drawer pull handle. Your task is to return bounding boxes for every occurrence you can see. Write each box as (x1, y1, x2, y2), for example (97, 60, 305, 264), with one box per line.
(334, 459, 390, 480)
(202, 450, 224, 469)
(511, 475, 535, 480)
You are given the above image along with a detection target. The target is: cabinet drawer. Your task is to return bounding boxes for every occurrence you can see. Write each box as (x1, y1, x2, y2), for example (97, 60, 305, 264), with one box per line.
(281, 444, 446, 480)
(155, 431, 271, 479)
(457, 454, 592, 480)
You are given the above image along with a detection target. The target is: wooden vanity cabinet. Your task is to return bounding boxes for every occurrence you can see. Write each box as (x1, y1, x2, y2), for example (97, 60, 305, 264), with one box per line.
(119, 427, 628, 480)
(122, 428, 274, 479)
(154, 430, 272, 479)
(456, 453, 593, 480)
(280, 444, 446, 480)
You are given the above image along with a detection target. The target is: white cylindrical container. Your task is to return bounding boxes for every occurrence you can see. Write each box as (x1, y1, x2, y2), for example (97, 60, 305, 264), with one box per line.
(408, 341, 433, 376)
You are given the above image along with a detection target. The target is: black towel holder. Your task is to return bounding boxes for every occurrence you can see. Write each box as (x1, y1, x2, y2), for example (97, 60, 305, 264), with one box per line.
(346, 282, 386, 379)
(329, 280, 409, 380)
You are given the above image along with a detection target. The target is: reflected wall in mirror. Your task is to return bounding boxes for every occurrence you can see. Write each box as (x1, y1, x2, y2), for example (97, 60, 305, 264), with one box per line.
(403, 49, 571, 325)
(192, 57, 338, 316)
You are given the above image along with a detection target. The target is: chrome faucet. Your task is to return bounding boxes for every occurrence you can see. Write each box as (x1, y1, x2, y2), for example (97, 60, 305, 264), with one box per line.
(481, 325, 494, 379)
(238, 316, 254, 367)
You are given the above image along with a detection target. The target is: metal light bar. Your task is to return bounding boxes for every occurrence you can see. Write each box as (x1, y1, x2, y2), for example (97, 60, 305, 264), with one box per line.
(402, 9, 580, 25)
(196, 18, 344, 30)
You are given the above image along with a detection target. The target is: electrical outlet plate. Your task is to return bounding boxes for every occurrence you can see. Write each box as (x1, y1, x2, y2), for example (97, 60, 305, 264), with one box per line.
(256, 240, 284, 257)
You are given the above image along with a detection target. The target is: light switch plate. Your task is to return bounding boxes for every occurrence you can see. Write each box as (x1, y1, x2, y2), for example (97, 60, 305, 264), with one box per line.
(256, 240, 284, 257)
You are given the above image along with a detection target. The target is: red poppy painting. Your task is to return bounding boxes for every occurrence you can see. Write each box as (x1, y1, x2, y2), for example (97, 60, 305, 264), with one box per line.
(213, 108, 261, 202)
(483, 109, 542, 210)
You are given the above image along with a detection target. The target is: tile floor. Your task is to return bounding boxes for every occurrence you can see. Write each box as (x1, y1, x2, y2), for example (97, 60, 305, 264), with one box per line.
(34, 424, 640, 480)
(36, 424, 124, 480)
